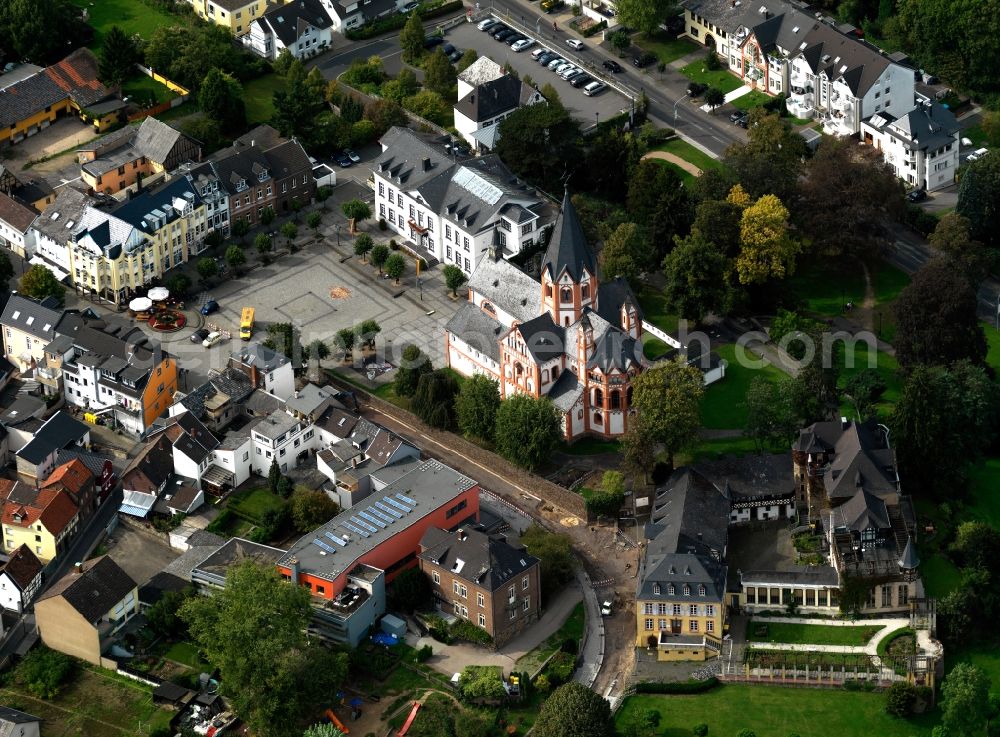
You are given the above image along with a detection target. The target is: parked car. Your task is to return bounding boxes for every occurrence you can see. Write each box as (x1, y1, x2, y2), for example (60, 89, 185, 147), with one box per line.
(191, 328, 210, 344)
(506, 33, 526, 46)
(552, 60, 572, 73)
(566, 71, 589, 85)
(566, 38, 584, 50)
(541, 0, 564, 12)
(538, 51, 558, 65)
(493, 27, 515, 41)
(335, 152, 353, 167)
(907, 188, 928, 202)
(532, 47, 548, 60)
(559, 65, 580, 79)
(968, 147, 989, 162)
(344, 149, 360, 163)
(200, 299, 219, 315)
(603, 59, 623, 73)
(442, 42, 455, 54)
(447, 49, 462, 62)
(202, 331, 223, 348)
(424, 36, 444, 48)
(478, 18, 497, 31)
(401, 0, 419, 11)
(512, 37, 535, 52)
(548, 57, 566, 70)
(632, 52, 656, 68)
(730, 109, 748, 124)
(570, 72, 593, 88)
(583, 80, 607, 96)
(601, 601, 613, 616)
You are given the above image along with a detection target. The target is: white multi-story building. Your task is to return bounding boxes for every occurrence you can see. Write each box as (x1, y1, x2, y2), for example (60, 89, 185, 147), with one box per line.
(29, 187, 95, 281)
(0, 192, 37, 259)
(244, 0, 333, 60)
(372, 127, 554, 274)
(229, 344, 296, 400)
(861, 100, 960, 192)
(454, 58, 545, 152)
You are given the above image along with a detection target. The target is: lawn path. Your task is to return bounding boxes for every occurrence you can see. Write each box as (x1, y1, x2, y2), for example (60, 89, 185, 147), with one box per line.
(641, 150, 703, 176)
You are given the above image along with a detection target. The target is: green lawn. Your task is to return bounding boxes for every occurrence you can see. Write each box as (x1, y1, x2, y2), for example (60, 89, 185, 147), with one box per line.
(652, 137, 723, 173)
(729, 90, 771, 111)
(634, 32, 699, 64)
(919, 553, 960, 599)
(948, 644, 1000, 692)
(228, 486, 285, 522)
(647, 158, 696, 188)
(644, 334, 672, 360)
(163, 641, 209, 670)
(680, 59, 743, 94)
(636, 285, 679, 335)
(686, 435, 764, 462)
(984, 322, 1000, 376)
(967, 458, 1000, 528)
(748, 620, 882, 646)
(837, 342, 901, 417)
(122, 74, 178, 107)
(72, 0, 179, 51)
(615, 685, 937, 737)
(701, 343, 786, 430)
(244, 73, 285, 124)
(516, 601, 585, 674)
(787, 262, 866, 317)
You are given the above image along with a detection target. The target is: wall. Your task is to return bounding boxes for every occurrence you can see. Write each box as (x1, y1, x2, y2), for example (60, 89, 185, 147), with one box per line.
(141, 354, 179, 431)
(35, 595, 101, 664)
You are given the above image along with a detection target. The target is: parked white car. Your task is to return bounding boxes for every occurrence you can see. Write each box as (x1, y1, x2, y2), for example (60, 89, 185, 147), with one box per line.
(478, 18, 497, 31)
(559, 65, 579, 79)
(511, 37, 535, 52)
(566, 38, 584, 50)
(583, 80, 607, 96)
(968, 147, 989, 162)
(202, 331, 224, 348)
(547, 57, 566, 70)
(601, 600, 613, 616)
(531, 47, 547, 59)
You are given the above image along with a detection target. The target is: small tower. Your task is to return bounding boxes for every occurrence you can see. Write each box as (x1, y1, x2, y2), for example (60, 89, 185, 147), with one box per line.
(898, 536, 920, 583)
(540, 191, 598, 327)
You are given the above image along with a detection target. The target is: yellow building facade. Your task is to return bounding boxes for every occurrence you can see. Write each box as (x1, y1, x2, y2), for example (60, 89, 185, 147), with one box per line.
(1, 486, 80, 564)
(635, 577, 726, 661)
(191, 0, 273, 36)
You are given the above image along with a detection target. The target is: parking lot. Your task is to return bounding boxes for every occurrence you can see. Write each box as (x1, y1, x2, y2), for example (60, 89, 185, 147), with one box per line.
(445, 19, 634, 126)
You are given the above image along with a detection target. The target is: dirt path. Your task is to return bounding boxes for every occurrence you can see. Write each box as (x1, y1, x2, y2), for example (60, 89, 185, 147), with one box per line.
(640, 150, 703, 176)
(856, 261, 877, 332)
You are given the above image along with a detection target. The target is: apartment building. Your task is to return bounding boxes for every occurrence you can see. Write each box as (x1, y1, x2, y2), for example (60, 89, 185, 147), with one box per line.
(189, 0, 272, 36)
(244, 0, 334, 60)
(0, 479, 80, 564)
(861, 99, 960, 191)
(0, 293, 62, 374)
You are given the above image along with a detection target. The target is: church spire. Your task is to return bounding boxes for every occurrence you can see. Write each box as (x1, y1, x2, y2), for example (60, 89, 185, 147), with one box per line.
(541, 190, 596, 283)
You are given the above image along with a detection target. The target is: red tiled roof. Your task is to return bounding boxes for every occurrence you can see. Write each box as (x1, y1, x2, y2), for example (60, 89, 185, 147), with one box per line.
(43, 48, 110, 108)
(42, 458, 94, 496)
(1, 487, 79, 536)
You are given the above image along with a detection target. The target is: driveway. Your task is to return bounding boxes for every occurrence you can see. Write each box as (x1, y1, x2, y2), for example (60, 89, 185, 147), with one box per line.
(104, 522, 181, 586)
(2, 116, 97, 190)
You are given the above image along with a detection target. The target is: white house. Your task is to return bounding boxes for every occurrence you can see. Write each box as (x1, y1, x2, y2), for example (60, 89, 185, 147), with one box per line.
(0, 192, 37, 259)
(250, 409, 319, 474)
(861, 99, 960, 192)
(319, 0, 397, 33)
(372, 127, 554, 275)
(29, 186, 94, 279)
(229, 344, 295, 400)
(244, 0, 334, 60)
(0, 707, 41, 737)
(454, 66, 545, 152)
(0, 544, 43, 613)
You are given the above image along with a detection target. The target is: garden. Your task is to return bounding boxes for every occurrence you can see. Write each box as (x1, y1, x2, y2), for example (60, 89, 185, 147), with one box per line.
(747, 620, 883, 647)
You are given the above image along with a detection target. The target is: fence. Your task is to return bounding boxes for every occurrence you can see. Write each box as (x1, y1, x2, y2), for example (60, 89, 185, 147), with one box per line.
(127, 64, 191, 123)
(117, 662, 162, 687)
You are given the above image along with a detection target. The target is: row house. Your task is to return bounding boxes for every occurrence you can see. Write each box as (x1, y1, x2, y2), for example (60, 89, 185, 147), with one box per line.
(372, 127, 554, 275)
(454, 58, 545, 152)
(229, 343, 296, 400)
(0, 478, 80, 564)
(321, 0, 399, 34)
(0, 293, 62, 374)
(29, 186, 101, 283)
(14, 411, 91, 482)
(244, 0, 334, 60)
(77, 117, 202, 197)
(0, 192, 38, 259)
(0, 543, 44, 613)
(860, 99, 960, 192)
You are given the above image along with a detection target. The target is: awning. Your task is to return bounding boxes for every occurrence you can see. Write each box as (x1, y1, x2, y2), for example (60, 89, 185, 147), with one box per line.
(119, 503, 152, 518)
(147, 287, 170, 301)
(28, 256, 68, 282)
(407, 220, 428, 234)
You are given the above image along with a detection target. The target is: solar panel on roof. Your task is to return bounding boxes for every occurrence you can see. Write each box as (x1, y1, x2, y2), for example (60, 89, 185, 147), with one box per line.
(325, 531, 347, 547)
(375, 501, 402, 519)
(343, 522, 369, 538)
(312, 538, 336, 553)
(369, 507, 394, 524)
(396, 493, 418, 506)
(453, 166, 504, 205)
(360, 511, 386, 529)
(386, 497, 411, 513)
(352, 516, 378, 533)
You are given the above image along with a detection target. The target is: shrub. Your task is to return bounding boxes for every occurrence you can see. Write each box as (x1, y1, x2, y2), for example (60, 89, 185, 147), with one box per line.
(560, 637, 578, 655)
(450, 618, 494, 646)
(885, 681, 919, 717)
(634, 677, 720, 694)
(543, 650, 576, 685)
(345, 0, 463, 40)
(704, 50, 721, 71)
(641, 709, 661, 728)
(12, 647, 75, 699)
(693, 724, 709, 737)
(379, 217, 387, 231)
(416, 644, 433, 662)
(582, 20, 608, 37)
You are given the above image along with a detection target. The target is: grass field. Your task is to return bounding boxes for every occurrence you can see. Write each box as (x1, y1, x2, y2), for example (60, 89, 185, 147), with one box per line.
(652, 137, 723, 173)
(984, 322, 1000, 375)
(636, 285, 679, 336)
(919, 553, 960, 599)
(748, 620, 882, 646)
(647, 158, 696, 188)
(787, 262, 866, 317)
(615, 685, 937, 737)
(837, 342, 901, 417)
(516, 601, 585, 674)
(680, 59, 743, 94)
(244, 73, 285, 124)
(122, 74, 178, 107)
(227, 486, 284, 522)
(163, 641, 209, 670)
(72, 0, 180, 51)
(967, 458, 1000, 528)
(701, 343, 786, 430)
(729, 90, 771, 111)
(563, 437, 622, 455)
(1, 666, 174, 736)
(644, 334, 672, 360)
(634, 32, 699, 64)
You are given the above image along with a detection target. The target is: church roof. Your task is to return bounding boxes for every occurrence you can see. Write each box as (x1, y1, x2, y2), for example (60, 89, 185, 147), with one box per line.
(541, 191, 595, 282)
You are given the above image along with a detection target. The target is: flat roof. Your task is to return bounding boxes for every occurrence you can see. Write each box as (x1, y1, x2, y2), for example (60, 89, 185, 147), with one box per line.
(279, 459, 476, 582)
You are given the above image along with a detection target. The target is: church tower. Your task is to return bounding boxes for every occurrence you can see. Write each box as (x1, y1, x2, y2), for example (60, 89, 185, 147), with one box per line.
(540, 191, 598, 327)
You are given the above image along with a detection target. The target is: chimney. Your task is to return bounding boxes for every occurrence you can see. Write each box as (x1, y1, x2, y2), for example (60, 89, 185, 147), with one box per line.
(458, 528, 466, 541)
(422, 157, 431, 171)
(288, 557, 300, 584)
(251, 139, 256, 147)
(74, 562, 83, 574)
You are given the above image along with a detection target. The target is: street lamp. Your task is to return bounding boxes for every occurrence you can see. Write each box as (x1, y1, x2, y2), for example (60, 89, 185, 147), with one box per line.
(335, 223, 341, 249)
(595, 111, 599, 129)
(673, 93, 689, 125)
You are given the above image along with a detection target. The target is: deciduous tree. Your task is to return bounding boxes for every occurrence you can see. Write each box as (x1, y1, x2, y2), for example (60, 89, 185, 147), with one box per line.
(662, 235, 732, 322)
(19, 264, 65, 305)
(455, 374, 500, 441)
(613, 0, 676, 35)
(342, 199, 372, 233)
(289, 488, 339, 532)
(957, 151, 1000, 248)
(385, 252, 406, 283)
(225, 244, 246, 272)
(496, 102, 582, 196)
(456, 49, 479, 72)
(691, 199, 742, 257)
(395, 344, 432, 397)
(403, 89, 449, 124)
(735, 193, 799, 285)
(520, 525, 576, 601)
(0, 252, 14, 288)
(931, 211, 998, 283)
(626, 160, 692, 262)
(423, 48, 456, 99)
(745, 376, 799, 452)
(0, 0, 88, 64)
(599, 222, 642, 284)
(940, 663, 991, 737)
(629, 361, 704, 467)
(370, 244, 390, 273)
(197, 257, 218, 281)
(354, 233, 374, 261)
(387, 567, 432, 613)
(494, 395, 561, 470)
(704, 87, 725, 111)
(443, 264, 467, 296)
(533, 682, 614, 737)
(724, 111, 807, 202)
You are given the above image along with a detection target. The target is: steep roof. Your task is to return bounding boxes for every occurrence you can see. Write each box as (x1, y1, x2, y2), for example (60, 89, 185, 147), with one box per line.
(0, 192, 37, 234)
(41, 458, 95, 497)
(445, 302, 504, 362)
(0, 707, 40, 735)
(515, 313, 565, 362)
(467, 256, 541, 323)
(647, 467, 730, 560)
(0, 48, 110, 129)
(0, 543, 43, 590)
(30, 186, 95, 243)
(419, 526, 539, 591)
(868, 101, 959, 152)
(541, 191, 595, 282)
(832, 488, 891, 532)
(0, 484, 79, 536)
(261, 0, 333, 45)
(44, 48, 111, 108)
(37, 555, 137, 623)
(122, 434, 174, 493)
(455, 75, 531, 123)
(1, 293, 62, 341)
(110, 176, 202, 233)
(790, 21, 892, 96)
(17, 411, 89, 464)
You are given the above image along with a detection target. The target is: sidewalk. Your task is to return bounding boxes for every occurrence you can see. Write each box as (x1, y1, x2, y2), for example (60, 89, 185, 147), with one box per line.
(749, 616, 911, 656)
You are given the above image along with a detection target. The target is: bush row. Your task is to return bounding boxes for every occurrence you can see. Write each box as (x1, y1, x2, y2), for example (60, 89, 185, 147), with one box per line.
(582, 20, 608, 37)
(346, 0, 464, 40)
(634, 677, 720, 694)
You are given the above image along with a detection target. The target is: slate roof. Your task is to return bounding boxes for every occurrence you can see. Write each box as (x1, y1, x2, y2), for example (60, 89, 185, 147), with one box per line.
(0, 192, 37, 233)
(515, 313, 565, 363)
(17, 411, 89, 464)
(178, 367, 254, 418)
(455, 76, 534, 123)
(110, 176, 202, 234)
(796, 419, 898, 501)
(419, 526, 539, 591)
(587, 322, 641, 373)
(0, 544, 43, 590)
(1, 293, 62, 341)
(647, 467, 730, 560)
(37, 555, 137, 623)
(789, 21, 892, 97)
(44, 48, 111, 108)
(445, 303, 504, 362)
(30, 186, 95, 243)
(595, 277, 642, 324)
(740, 567, 840, 586)
(866, 101, 959, 152)
(547, 370, 583, 412)
(122, 435, 174, 494)
(261, 0, 333, 47)
(696, 453, 795, 499)
(637, 551, 728, 601)
(899, 536, 919, 570)
(81, 118, 194, 177)
(467, 257, 541, 323)
(542, 191, 596, 282)
(231, 342, 291, 373)
(832, 488, 890, 532)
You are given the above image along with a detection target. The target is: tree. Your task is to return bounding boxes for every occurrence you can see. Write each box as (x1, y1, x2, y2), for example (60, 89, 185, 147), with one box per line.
(459, 665, 508, 701)
(225, 244, 246, 273)
(10, 646, 75, 699)
(400, 11, 426, 63)
(370, 244, 390, 274)
(146, 587, 195, 638)
(306, 339, 330, 362)
(199, 68, 247, 133)
(273, 48, 296, 78)
(268, 459, 282, 494)
(583, 128, 643, 202)
(797, 137, 903, 258)
(662, 235, 732, 322)
(0, 0, 88, 64)
(704, 87, 725, 111)
(336, 328, 356, 360)
(307, 211, 323, 231)
(403, 89, 449, 124)
(745, 376, 798, 452)
(443, 264, 467, 296)
(387, 567, 433, 612)
(385, 252, 406, 283)
(609, 29, 631, 57)
(197, 257, 218, 281)
(272, 61, 327, 144)
(289, 488, 339, 532)
(691, 199, 742, 257)
(496, 102, 582, 195)
(180, 561, 349, 737)
(941, 663, 991, 737)
(622, 420, 656, 480)
(724, 111, 807, 202)
(165, 273, 191, 298)
(354, 233, 374, 261)
(455, 374, 501, 441)
(143, 24, 247, 93)
(456, 48, 479, 72)
(540, 83, 561, 106)
(359, 319, 381, 348)
(281, 221, 299, 246)
(736, 731, 757, 737)
(893, 257, 986, 368)
(255, 233, 273, 256)
(533, 682, 614, 737)
(613, 0, 675, 35)
(99, 26, 139, 89)
(423, 48, 456, 99)
(261, 207, 276, 226)
(381, 68, 419, 102)
(0, 251, 14, 289)
(930, 212, 998, 283)
(952, 521, 1000, 572)
(736, 193, 799, 285)
(520, 525, 576, 601)
(599, 222, 641, 284)
(303, 724, 346, 737)
(232, 219, 251, 242)
(364, 98, 409, 137)
(494, 395, 561, 470)
(412, 369, 459, 429)
(19, 264, 65, 305)
(395, 344, 432, 397)
(626, 160, 692, 262)
(843, 368, 887, 421)
(629, 361, 704, 467)
(342, 199, 372, 233)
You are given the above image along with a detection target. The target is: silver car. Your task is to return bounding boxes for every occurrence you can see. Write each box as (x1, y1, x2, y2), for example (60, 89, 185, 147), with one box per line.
(559, 65, 579, 79)
(547, 57, 566, 70)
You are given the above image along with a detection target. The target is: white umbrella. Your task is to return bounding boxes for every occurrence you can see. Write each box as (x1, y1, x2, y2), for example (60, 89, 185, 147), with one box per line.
(147, 287, 170, 301)
(129, 297, 153, 312)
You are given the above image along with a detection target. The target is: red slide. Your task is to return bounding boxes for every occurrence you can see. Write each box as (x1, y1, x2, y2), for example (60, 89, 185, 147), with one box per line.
(325, 708, 350, 734)
(396, 701, 421, 736)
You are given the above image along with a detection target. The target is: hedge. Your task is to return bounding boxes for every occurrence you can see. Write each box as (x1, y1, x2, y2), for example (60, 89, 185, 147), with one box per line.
(346, 0, 464, 40)
(634, 677, 720, 694)
(582, 20, 608, 37)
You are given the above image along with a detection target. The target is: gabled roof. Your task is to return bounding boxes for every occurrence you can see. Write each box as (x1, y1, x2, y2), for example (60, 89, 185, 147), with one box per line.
(44, 48, 111, 108)
(0, 192, 37, 234)
(455, 75, 533, 123)
(0, 49, 111, 129)
(798, 419, 898, 500)
(0, 293, 62, 341)
(260, 0, 333, 47)
(541, 191, 596, 282)
(419, 526, 539, 591)
(789, 21, 892, 97)
(514, 313, 564, 363)
(646, 467, 730, 560)
(445, 302, 504, 362)
(122, 434, 175, 494)
(0, 484, 79, 536)
(30, 186, 95, 242)
(832, 488, 891, 532)
(587, 323, 641, 373)
(0, 707, 40, 734)
(0, 543, 43, 590)
(231, 342, 291, 373)
(17, 411, 89, 464)
(37, 555, 137, 623)
(41, 458, 95, 497)
(467, 256, 541, 324)
(110, 176, 202, 233)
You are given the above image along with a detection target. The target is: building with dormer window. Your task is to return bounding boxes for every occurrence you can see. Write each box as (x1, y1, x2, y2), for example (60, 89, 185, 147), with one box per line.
(446, 191, 644, 440)
(244, 0, 334, 60)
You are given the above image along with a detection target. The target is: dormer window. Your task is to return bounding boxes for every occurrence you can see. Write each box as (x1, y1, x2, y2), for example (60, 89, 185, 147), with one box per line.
(667, 584, 675, 595)
(653, 583, 661, 595)
(683, 584, 691, 596)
